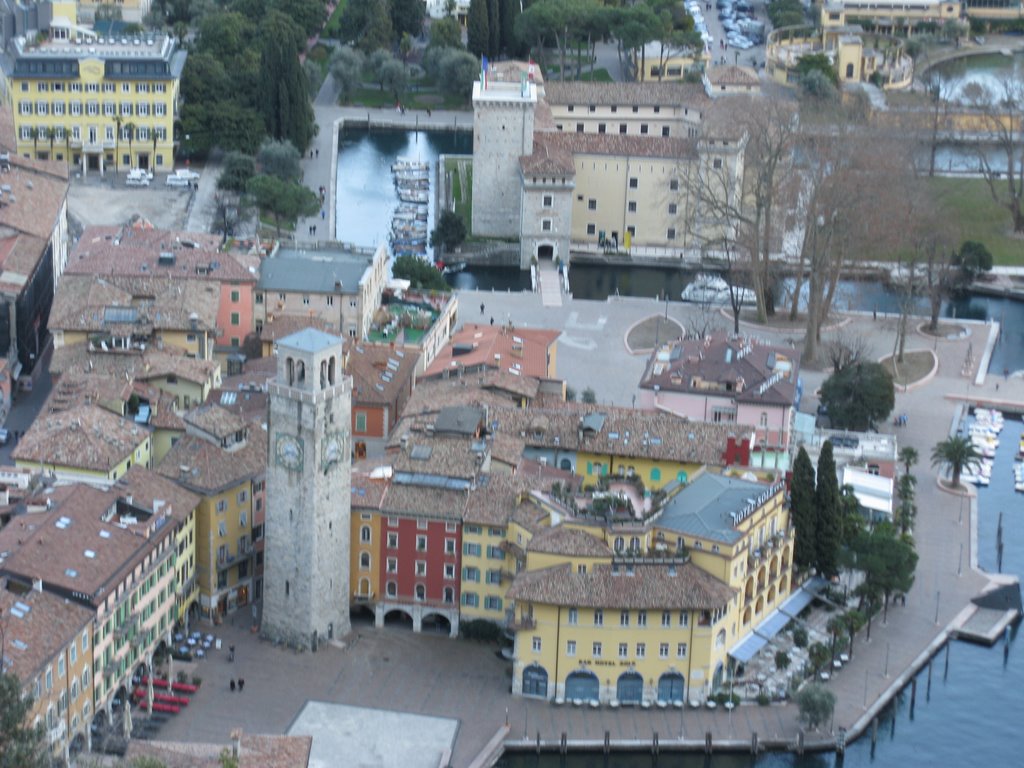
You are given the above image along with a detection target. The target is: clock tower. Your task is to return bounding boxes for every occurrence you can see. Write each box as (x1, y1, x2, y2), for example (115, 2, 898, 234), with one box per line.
(263, 328, 352, 649)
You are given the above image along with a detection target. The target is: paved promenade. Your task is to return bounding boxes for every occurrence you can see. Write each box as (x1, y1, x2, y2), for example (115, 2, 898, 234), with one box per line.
(142, 289, 1020, 766)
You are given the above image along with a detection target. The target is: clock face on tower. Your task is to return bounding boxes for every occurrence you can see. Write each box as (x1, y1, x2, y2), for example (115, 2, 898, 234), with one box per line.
(321, 430, 348, 472)
(275, 432, 304, 471)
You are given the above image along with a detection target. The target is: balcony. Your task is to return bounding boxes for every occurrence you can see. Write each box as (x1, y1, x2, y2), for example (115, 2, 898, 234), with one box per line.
(507, 614, 536, 631)
(114, 613, 140, 643)
(216, 545, 253, 571)
(48, 720, 66, 745)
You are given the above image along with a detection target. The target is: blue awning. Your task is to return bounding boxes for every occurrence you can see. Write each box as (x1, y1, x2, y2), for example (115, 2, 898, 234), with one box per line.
(729, 577, 827, 663)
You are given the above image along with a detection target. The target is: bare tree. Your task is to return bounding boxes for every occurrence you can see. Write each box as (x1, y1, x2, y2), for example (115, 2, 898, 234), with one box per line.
(917, 63, 959, 178)
(825, 327, 870, 373)
(679, 96, 801, 323)
(963, 79, 1024, 232)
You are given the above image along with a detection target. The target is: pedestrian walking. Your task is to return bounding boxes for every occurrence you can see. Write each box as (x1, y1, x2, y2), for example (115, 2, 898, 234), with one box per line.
(238, 679, 245, 692)
(315, 148, 319, 158)
(321, 209, 326, 220)
(480, 302, 485, 315)
(230, 679, 236, 692)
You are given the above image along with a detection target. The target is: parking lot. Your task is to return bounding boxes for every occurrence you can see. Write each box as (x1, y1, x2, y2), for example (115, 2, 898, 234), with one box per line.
(689, 0, 768, 70)
(66, 168, 203, 232)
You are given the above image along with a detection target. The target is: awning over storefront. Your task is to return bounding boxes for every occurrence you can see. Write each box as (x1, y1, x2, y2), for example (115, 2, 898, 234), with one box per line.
(729, 577, 827, 663)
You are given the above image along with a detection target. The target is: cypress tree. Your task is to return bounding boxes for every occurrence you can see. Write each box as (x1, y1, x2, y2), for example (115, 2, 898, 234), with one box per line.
(487, 0, 501, 58)
(258, 28, 313, 150)
(467, 0, 490, 58)
(814, 441, 842, 578)
(790, 447, 818, 571)
(501, 0, 521, 56)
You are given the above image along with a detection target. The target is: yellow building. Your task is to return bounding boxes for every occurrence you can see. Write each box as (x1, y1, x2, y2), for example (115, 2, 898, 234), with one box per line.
(12, 403, 152, 486)
(0, 478, 185, 751)
(2, 2, 186, 174)
(351, 476, 388, 604)
(504, 472, 795, 702)
(156, 406, 266, 621)
(0, 587, 95, 763)
(766, 7, 914, 90)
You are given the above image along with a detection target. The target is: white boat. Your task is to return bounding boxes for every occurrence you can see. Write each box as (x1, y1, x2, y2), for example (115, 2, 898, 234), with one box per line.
(961, 472, 990, 487)
(680, 274, 756, 305)
(398, 189, 429, 204)
(392, 158, 428, 172)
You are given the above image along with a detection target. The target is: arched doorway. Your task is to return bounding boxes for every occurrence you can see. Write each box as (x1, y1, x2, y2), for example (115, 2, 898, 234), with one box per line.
(522, 664, 549, 698)
(565, 670, 599, 701)
(616, 670, 644, 704)
(657, 672, 685, 703)
(383, 609, 413, 629)
(421, 612, 452, 634)
(537, 244, 554, 261)
(712, 662, 724, 692)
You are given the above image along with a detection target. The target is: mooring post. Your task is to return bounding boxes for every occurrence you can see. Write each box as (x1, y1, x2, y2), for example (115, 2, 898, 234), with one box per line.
(910, 677, 917, 719)
(604, 730, 610, 755)
(944, 642, 950, 680)
(536, 731, 541, 754)
(837, 727, 847, 756)
(652, 731, 659, 760)
(871, 718, 878, 746)
(751, 732, 759, 755)
(705, 730, 713, 754)
(797, 730, 805, 756)
(927, 660, 933, 701)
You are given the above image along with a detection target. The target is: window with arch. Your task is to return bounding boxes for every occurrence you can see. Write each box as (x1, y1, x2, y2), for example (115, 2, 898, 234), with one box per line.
(443, 586, 455, 604)
(715, 629, 727, 648)
(650, 467, 661, 482)
(415, 583, 426, 601)
(359, 552, 371, 570)
(386, 581, 398, 597)
(759, 412, 768, 428)
(360, 526, 371, 543)
(614, 536, 624, 552)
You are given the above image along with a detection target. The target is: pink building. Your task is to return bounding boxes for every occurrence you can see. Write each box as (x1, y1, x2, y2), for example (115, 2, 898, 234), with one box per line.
(637, 334, 802, 470)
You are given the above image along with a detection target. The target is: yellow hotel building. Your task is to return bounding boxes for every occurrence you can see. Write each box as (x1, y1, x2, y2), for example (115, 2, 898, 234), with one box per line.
(505, 473, 795, 703)
(1, 3, 186, 174)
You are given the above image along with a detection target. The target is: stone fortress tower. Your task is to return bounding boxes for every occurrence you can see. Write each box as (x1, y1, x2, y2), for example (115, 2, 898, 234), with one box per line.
(470, 63, 537, 241)
(263, 328, 352, 650)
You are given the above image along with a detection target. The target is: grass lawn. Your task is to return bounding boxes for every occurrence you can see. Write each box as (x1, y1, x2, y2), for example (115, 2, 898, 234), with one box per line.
(880, 350, 935, 386)
(579, 68, 613, 82)
(444, 157, 473, 228)
(927, 177, 1023, 266)
(347, 86, 468, 111)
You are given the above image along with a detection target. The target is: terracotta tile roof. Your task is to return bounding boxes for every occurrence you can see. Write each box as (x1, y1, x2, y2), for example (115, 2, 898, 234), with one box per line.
(45, 370, 134, 413)
(11, 404, 148, 473)
(639, 333, 801, 408)
(50, 275, 220, 335)
(49, 343, 219, 387)
(112, 466, 201, 525)
(379, 482, 468, 521)
(463, 474, 531, 526)
(527, 525, 612, 557)
(125, 733, 312, 768)
(67, 226, 254, 283)
(260, 314, 338, 343)
(495, 403, 747, 466)
(156, 427, 267, 494)
(401, 374, 537, 419)
(507, 560, 734, 610)
(424, 323, 558, 380)
(350, 468, 390, 511)
(520, 131, 575, 175)
(0, 234, 48, 292)
(0, 484, 175, 606)
(0, 585, 93, 683)
(210, 385, 270, 422)
(183, 404, 247, 440)
(543, 81, 708, 109)
(530, 131, 698, 164)
(0, 149, 69, 242)
(388, 434, 484, 482)
(150, 391, 186, 430)
(706, 65, 760, 87)
(510, 500, 550, 535)
(349, 343, 419, 407)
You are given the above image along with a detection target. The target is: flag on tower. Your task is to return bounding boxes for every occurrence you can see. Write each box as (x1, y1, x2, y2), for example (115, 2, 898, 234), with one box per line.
(481, 55, 488, 89)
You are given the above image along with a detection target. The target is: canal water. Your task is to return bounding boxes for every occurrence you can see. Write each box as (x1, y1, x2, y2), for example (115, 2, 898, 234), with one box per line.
(334, 127, 472, 256)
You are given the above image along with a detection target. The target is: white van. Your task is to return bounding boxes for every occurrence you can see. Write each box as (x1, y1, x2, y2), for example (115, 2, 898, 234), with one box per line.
(126, 169, 151, 186)
(166, 168, 200, 187)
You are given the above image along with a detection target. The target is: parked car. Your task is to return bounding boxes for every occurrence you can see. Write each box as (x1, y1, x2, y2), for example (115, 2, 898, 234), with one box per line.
(126, 169, 150, 187)
(166, 168, 200, 187)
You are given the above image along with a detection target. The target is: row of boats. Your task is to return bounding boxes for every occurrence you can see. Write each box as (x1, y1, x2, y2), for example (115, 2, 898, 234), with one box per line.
(960, 408, 1024, 492)
(390, 158, 429, 258)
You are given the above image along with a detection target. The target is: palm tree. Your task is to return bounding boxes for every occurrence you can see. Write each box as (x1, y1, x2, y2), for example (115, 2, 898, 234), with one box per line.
(114, 116, 123, 176)
(898, 446, 919, 477)
(931, 436, 981, 489)
(124, 121, 137, 169)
